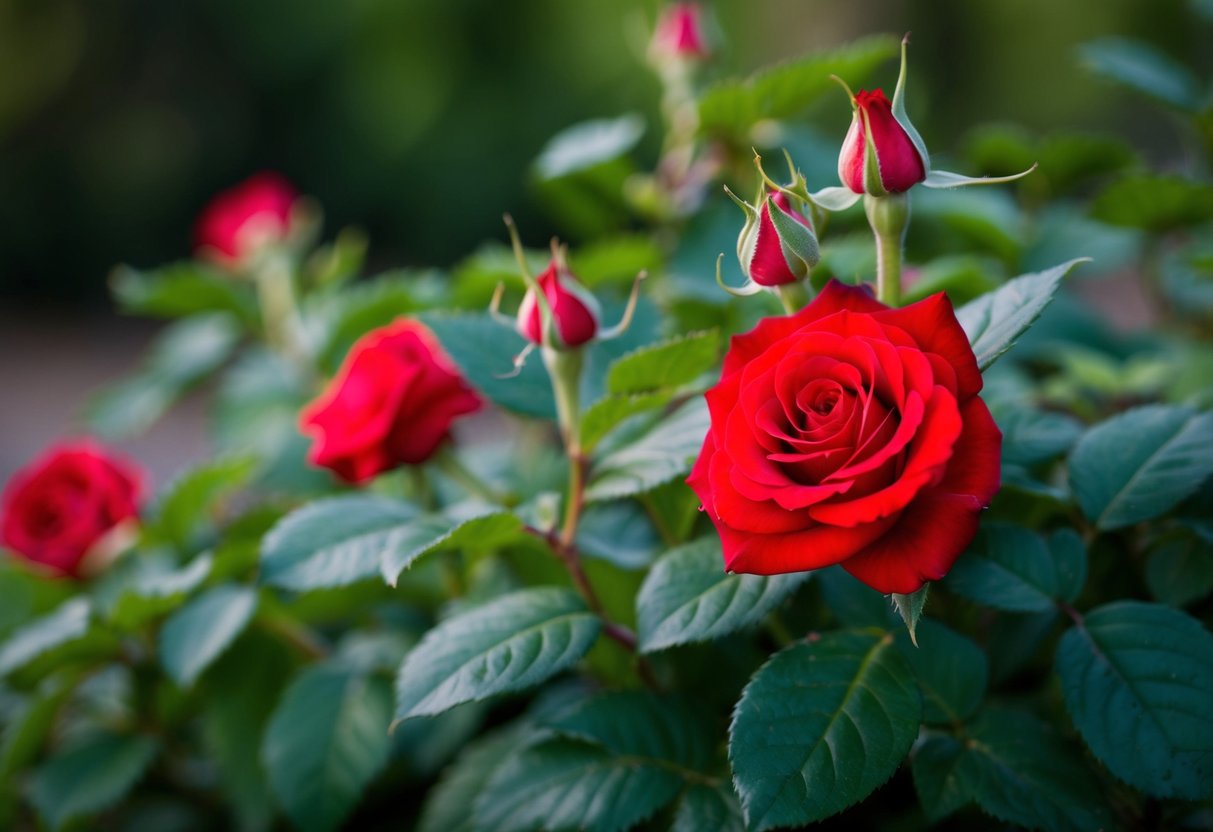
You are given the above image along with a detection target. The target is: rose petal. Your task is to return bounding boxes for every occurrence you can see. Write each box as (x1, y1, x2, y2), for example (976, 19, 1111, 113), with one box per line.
(876, 292, 982, 399)
(719, 512, 898, 574)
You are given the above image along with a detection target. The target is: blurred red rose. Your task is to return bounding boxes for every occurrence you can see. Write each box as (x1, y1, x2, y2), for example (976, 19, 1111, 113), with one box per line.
(300, 320, 482, 484)
(652, 2, 709, 60)
(194, 172, 298, 267)
(838, 89, 926, 195)
(1, 441, 145, 578)
(686, 280, 1001, 594)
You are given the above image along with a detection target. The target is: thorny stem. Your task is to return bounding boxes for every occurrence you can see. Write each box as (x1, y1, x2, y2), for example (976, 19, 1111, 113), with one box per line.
(257, 609, 329, 660)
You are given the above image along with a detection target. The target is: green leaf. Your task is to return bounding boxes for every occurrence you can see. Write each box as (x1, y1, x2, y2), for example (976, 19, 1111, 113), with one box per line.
(534, 114, 645, 179)
(993, 405, 1085, 467)
(585, 397, 709, 502)
(895, 619, 987, 724)
(636, 537, 807, 652)
(310, 271, 420, 370)
(86, 314, 242, 438)
(110, 261, 258, 326)
(394, 587, 600, 720)
(145, 455, 258, 551)
(579, 391, 672, 451)
(729, 630, 920, 830)
(474, 738, 684, 832)
(424, 313, 556, 419)
(379, 510, 524, 587)
(158, 585, 258, 687)
(201, 633, 292, 832)
(945, 523, 1076, 612)
(0, 598, 92, 678)
(544, 690, 715, 771)
(605, 330, 719, 395)
(816, 565, 894, 629)
(672, 783, 745, 832)
(1080, 37, 1203, 111)
(1146, 531, 1213, 607)
(698, 35, 898, 138)
(263, 664, 392, 832)
(1091, 174, 1213, 232)
(1069, 404, 1213, 530)
(575, 501, 660, 570)
(1049, 528, 1088, 604)
(911, 708, 1113, 830)
(28, 733, 158, 830)
(956, 259, 1089, 371)
(107, 553, 214, 631)
(260, 495, 419, 590)
(0, 677, 73, 777)
(417, 724, 531, 832)
(1056, 601, 1213, 799)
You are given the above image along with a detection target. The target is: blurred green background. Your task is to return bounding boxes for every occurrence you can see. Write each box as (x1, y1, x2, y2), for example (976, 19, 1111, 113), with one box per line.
(0, 0, 1204, 307)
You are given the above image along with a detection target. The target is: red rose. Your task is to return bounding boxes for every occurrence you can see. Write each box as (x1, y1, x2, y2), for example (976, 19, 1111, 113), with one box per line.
(652, 2, 709, 60)
(1, 442, 145, 578)
(517, 261, 600, 348)
(300, 320, 482, 484)
(744, 191, 815, 287)
(838, 89, 926, 195)
(686, 281, 1001, 594)
(194, 172, 298, 267)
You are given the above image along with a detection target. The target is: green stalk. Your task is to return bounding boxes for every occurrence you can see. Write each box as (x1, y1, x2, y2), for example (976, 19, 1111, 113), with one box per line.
(864, 192, 910, 306)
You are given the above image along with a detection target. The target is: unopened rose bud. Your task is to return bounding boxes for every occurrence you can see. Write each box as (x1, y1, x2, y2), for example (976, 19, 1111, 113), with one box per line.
(739, 191, 818, 286)
(194, 172, 299, 268)
(517, 261, 601, 348)
(651, 2, 710, 62)
(838, 88, 927, 196)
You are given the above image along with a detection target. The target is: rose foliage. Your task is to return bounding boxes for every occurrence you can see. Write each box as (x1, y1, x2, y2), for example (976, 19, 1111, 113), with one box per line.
(2, 13, 1213, 832)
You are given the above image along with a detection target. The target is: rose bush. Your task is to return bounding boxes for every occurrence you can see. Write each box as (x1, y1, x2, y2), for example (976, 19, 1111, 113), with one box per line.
(0, 441, 144, 578)
(299, 319, 482, 483)
(687, 280, 1001, 593)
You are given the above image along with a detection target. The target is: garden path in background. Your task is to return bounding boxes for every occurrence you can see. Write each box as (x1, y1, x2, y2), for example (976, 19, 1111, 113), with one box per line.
(0, 309, 210, 486)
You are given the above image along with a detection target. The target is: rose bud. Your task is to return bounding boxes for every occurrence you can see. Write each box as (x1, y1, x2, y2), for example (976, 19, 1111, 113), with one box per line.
(194, 172, 299, 268)
(516, 260, 601, 349)
(687, 280, 1001, 595)
(838, 88, 927, 196)
(651, 2, 710, 62)
(739, 191, 818, 287)
(299, 320, 482, 484)
(1, 441, 145, 579)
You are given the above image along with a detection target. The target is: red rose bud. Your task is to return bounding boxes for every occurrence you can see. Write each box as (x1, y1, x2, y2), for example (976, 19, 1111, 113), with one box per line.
(299, 320, 482, 484)
(652, 2, 709, 61)
(1, 441, 145, 578)
(838, 88, 926, 195)
(739, 191, 818, 287)
(194, 172, 299, 267)
(516, 261, 601, 348)
(686, 280, 1001, 595)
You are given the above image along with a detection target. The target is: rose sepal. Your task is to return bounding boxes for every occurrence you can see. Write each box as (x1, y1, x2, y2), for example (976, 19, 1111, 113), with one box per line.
(920, 165, 1039, 189)
(890, 33, 931, 180)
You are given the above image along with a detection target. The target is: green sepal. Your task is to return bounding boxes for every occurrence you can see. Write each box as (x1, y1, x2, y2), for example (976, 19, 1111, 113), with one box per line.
(891, 583, 929, 646)
(860, 106, 890, 197)
(921, 166, 1038, 189)
(808, 186, 863, 212)
(890, 34, 932, 178)
(768, 195, 821, 278)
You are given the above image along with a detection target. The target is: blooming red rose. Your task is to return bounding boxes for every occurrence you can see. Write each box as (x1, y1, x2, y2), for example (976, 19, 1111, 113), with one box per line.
(517, 261, 600, 348)
(300, 320, 482, 484)
(194, 172, 298, 267)
(838, 89, 926, 195)
(686, 280, 1001, 594)
(744, 191, 816, 287)
(652, 2, 709, 60)
(1, 441, 145, 578)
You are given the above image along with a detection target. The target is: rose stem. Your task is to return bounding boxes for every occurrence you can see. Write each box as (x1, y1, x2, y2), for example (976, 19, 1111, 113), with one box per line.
(254, 251, 310, 371)
(864, 192, 910, 306)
